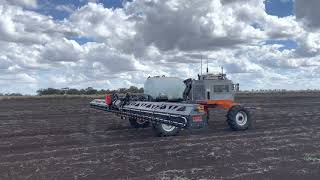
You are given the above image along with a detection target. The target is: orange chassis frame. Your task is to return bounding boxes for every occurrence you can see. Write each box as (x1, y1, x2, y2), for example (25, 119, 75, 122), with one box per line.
(197, 100, 239, 110)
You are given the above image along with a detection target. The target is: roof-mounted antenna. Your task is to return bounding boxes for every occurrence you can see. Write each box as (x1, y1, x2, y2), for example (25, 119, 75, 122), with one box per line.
(200, 55, 203, 76)
(206, 59, 209, 74)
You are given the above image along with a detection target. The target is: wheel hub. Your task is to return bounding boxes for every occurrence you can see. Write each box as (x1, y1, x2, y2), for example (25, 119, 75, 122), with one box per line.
(235, 111, 248, 126)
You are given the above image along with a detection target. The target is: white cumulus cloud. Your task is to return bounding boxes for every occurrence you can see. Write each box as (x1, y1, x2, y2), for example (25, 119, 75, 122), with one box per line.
(0, 0, 320, 94)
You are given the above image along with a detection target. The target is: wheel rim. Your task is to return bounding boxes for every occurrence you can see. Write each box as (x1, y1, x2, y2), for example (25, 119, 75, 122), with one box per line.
(235, 111, 248, 126)
(161, 124, 175, 132)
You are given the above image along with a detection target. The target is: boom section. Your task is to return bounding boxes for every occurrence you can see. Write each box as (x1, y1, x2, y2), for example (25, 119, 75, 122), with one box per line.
(90, 99, 207, 128)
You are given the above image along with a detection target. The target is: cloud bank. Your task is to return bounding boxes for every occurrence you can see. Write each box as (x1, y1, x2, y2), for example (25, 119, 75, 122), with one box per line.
(0, 0, 319, 94)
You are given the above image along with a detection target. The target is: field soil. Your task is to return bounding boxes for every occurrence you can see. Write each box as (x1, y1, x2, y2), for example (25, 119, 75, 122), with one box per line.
(0, 94, 320, 180)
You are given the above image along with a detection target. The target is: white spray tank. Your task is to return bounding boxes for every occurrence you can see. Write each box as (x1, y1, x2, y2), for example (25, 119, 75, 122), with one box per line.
(144, 76, 185, 101)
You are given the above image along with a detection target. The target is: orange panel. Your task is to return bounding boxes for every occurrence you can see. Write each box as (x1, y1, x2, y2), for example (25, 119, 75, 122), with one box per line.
(196, 100, 239, 109)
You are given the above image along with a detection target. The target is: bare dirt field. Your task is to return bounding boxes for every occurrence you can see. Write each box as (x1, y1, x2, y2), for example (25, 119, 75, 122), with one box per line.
(0, 93, 320, 180)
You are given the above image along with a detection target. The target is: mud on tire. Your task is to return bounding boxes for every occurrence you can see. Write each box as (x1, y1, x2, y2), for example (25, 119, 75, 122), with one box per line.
(129, 117, 150, 128)
(153, 123, 181, 137)
(227, 105, 251, 131)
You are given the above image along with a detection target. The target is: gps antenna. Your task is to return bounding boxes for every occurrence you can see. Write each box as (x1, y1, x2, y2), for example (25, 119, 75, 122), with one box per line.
(206, 59, 209, 74)
(200, 55, 203, 75)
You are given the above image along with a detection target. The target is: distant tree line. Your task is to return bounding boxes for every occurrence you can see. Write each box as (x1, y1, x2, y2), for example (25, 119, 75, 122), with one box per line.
(1, 88, 320, 96)
(0, 93, 23, 96)
(240, 89, 320, 93)
(36, 86, 144, 96)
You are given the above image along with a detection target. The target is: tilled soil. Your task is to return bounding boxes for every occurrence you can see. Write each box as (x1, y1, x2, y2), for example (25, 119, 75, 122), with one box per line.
(0, 94, 320, 180)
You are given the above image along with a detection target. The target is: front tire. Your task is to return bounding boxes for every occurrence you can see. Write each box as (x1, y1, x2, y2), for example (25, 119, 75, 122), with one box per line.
(153, 123, 181, 137)
(129, 117, 150, 128)
(227, 105, 251, 131)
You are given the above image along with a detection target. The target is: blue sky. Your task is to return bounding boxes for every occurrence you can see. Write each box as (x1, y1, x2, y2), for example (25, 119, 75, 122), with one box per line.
(35, 0, 125, 20)
(265, 0, 294, 17)
(37, 0, 128, 20)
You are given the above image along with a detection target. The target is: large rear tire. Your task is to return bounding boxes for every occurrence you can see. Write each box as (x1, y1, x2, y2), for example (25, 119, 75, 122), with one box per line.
(129, 117, 150, 128)
(227, 105, 251, 131)
(153, 123, 181, 137)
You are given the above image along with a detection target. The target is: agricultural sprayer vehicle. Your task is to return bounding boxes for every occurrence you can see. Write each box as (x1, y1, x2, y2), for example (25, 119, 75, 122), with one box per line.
(90, 71, 252, 136)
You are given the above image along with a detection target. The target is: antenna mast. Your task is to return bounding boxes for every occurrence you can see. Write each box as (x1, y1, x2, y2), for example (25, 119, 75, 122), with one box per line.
(200, 55, 203, 75)
(206, 59, 209, 74)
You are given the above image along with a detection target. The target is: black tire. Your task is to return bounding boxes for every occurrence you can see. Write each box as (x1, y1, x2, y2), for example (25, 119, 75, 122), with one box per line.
(227, 105, 251, 131)
(152, 123, 181, 137)
(129, 117, 150, 128)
